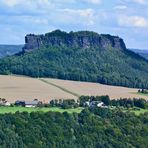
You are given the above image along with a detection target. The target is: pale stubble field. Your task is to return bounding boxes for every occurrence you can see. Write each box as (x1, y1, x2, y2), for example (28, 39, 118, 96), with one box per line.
(0, 75, 147, 103)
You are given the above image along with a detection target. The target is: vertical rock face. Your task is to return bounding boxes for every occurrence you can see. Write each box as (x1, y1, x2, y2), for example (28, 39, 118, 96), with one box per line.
(23, 34, 41, 52)
(23, 30, 126, 52)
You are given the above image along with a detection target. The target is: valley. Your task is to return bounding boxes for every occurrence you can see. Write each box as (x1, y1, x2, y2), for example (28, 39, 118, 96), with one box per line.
(0, 45, 23, 58)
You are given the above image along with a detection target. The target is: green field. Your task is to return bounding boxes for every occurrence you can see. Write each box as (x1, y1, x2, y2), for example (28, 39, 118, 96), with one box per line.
(123, 108, 148, 115)
(137, 92, 148, 96)
(0, 106, 147, 115)
(131, 108, 148, 115)
(0, 106, 83, 114)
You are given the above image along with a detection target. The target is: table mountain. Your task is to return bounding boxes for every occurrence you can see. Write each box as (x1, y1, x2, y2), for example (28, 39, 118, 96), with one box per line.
(23, 30, 126, 52)
(0, 30, 147, 89)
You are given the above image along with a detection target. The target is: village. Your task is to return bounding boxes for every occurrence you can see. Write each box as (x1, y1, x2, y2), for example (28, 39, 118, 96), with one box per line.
(0, 97, 108, 109)
(0, 95, 147, 116)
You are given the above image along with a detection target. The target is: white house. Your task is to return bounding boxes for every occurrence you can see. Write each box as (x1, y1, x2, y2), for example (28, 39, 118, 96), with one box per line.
(90, 101, 106, 108)
(5, 102, 11, 106)
(84, 101, 90, 107)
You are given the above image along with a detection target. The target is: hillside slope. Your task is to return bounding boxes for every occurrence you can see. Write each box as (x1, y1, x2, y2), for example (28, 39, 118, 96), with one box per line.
(129, 49, 148, 60)
(0, 45, 23, 58)
(0, 30, 147, 88)
(139, 53, 148, 59)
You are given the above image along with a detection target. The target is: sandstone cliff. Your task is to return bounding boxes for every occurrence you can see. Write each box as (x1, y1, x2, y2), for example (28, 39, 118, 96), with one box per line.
(23, 30, 126, 52)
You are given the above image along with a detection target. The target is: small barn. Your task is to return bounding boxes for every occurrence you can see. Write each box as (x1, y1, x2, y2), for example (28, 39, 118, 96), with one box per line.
(90, 101, 105, 108)
(25, 100, 39, 107)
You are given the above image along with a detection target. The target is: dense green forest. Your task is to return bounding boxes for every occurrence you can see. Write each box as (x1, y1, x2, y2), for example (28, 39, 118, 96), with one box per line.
(0, 44, 147, 88)
(0, 45, 23, 58)
(0, 108, 147, 148)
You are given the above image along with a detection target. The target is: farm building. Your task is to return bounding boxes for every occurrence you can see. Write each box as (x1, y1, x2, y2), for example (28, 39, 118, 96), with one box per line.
(15, 99, 39, 107)
(0, 98, 11, 106)
(90, 101, 106, 108)
(25, 100, 39, 107)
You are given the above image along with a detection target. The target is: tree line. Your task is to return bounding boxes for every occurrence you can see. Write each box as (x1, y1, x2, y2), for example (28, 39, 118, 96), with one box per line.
(28, 95, 147, 109)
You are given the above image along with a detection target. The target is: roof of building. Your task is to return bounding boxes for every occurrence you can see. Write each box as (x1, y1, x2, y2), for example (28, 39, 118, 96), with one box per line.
(25, 101, 39, 105)
(15, 100, 25, 103)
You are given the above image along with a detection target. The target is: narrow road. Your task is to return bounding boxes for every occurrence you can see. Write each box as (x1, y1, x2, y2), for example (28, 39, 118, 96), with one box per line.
(39, 78, 80, 98)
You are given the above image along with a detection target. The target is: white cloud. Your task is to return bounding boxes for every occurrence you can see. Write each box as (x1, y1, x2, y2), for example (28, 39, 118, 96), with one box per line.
(114, 5, 127, 10)
(32, 18, 48, 25)
(132, 0, 146, 4)
(124, 0, 147, 4)
(0, 0, 55, 16)
(83, 0, 101, 4)
(60, 8, 95, 25)
(2, 0, 20, 7)
(118, 15, 148, 27)
(1, 0, 52, 10)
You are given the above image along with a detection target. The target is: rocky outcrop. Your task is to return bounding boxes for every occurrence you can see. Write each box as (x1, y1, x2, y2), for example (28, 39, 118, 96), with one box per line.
(23, 30, 126, 52)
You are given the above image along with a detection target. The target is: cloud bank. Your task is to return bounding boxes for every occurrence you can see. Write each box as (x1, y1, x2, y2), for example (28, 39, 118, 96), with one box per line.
(0, 0, 147, 49)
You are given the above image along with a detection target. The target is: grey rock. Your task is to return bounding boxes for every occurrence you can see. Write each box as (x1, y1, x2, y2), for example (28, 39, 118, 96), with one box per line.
(23, 30, 126, 52)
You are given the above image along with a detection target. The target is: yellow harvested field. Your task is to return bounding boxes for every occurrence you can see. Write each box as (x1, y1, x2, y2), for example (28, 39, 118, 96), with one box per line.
(0, 75, 147, 103)
(0, 75, 77, 103)
(43, 78, 148, 100)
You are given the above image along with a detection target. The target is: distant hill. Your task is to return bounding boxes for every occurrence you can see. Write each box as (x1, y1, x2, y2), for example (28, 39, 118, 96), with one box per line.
(0, 45, 23, 58)
(0, 30, 147, 89)
(129, 49, 148, 60)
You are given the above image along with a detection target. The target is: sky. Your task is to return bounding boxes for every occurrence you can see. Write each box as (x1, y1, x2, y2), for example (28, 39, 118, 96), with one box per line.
(0, 0, 148, 49)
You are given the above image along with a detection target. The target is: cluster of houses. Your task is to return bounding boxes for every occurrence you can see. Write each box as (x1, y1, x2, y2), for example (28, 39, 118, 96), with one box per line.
(0, 98, 40, 107)
(0, 97, 107, 108)
(0, 98, 11, 106)
(15, 99, 40, 107)
(85, 101, 107, 108)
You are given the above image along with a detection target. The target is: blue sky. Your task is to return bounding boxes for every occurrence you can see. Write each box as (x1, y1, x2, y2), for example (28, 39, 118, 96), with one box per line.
(0, 0, 148, 49)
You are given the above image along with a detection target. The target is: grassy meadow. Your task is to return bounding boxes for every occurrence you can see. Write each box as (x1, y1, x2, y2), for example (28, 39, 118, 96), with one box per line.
(0, 106, 83, 114)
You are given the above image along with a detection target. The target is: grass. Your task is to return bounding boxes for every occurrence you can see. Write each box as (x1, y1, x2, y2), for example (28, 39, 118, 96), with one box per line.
(121, 107, 148, 115)
(130, 108, 148, 115)
(132, 92, 148, 97)
(131, 92, 148, 99)
(0, 106, 83, 114)
(0, 106, 147, 116)
(137, 92, 148, 96)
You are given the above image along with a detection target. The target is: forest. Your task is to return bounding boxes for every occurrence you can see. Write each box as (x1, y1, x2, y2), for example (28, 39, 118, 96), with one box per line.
(0, 107, 147, 148)
(0, 44, 147, 89)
